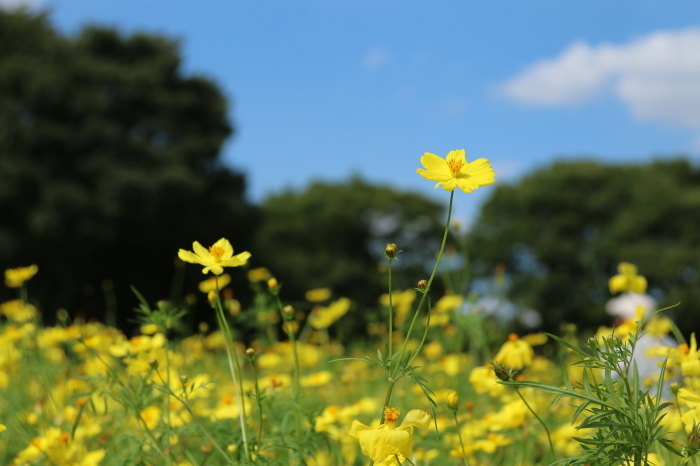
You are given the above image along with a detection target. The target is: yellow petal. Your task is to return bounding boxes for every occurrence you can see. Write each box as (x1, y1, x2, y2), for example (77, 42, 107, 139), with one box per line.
(212, 238, 234, 260)
(178, 249, 206, 265)
(220, 251, 252, 268)
(417, 153, 451, 181)
(359, 427, 411, 461)
(192, 241, 212, 261)
(399, 409, 432, 430)
(445, 149, 467, 166)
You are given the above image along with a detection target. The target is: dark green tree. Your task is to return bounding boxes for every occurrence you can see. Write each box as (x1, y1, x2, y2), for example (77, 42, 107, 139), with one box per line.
(254, 177, 445, 333)
(0, 11, 258, 328)
(469, 159, 700, 334)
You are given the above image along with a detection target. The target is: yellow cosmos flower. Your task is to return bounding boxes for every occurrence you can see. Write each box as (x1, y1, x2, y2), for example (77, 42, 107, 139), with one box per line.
(305, 287, 332, 303)
(609, 262, 647, 294)
(349, 408, 431, 463)
(198, 274, 231, 293)
(247, 267, 271, 282)
(494, 333, 534, 370)
(178, 238, 251, 275)
(308, 297, 351, 330)
(416, 149, 495, 193)
(5, 264, 38, 288)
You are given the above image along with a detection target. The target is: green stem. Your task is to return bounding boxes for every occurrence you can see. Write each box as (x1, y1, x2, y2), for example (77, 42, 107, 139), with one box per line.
(369, 192, 455, 466)
(515, 387, 554, 457)
(215, 276, 251, 461)
(452, 411, 470, 466)
(274, 295, 301, 398)
(390, 191, 454, 382)
(387, 258, 394, 371)
(250, 361, 265, 449)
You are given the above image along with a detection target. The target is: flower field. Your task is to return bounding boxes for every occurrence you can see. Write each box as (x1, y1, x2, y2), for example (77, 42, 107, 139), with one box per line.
(1, 151, 698, 466)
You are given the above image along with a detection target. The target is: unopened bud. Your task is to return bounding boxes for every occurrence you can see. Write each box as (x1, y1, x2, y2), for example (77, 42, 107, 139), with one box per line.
(384, 244, 398, 259)
(446, 391, 460, 412)
(198, 322, 209, 333)
(491, 361, 512, 381)
(282, 305, 294, 318)
(149, 359, 158, 369)
(267, 278, 278, 290)
(689, 422, 700, 451)
(180, 374, 188, 386)
(670, 382, 680, 395)
(417, 280, 428, 290)
(587, 336, 600, 351)
(245, 348, 255, 358)
(207, 290, 217, 303)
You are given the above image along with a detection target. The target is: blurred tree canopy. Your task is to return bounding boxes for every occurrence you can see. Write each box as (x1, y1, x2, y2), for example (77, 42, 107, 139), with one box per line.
(254, 177, 445, 330)
(469, 159, 700, 335)
(0, 11, 258, 327)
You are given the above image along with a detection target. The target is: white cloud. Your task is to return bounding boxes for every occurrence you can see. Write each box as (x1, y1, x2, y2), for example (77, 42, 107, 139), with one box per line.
(363, 46, 389, 70)
(499, 28, 700, 132)
(0, 0, 45, 10)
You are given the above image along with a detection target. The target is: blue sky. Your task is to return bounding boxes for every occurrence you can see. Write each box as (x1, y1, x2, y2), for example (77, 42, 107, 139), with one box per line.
(10, 0, 700, 223)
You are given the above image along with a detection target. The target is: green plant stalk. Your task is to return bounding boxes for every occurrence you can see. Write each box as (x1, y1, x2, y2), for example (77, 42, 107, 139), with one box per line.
(452, 411, 470, 466)
(249, 361, 265, 449)
(390, 191, 453, 381)
(156, 369, 234, 465)
(368, 192, 454, 466)
(273, 295, 301, 398)
(19, 283, 28, 305)
(514, 387, 554, 457)
(387, 258, 394, 371)
(215, 277, 251, 461)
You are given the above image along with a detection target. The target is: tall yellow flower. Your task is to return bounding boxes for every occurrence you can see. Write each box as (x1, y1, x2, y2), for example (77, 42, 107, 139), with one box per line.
(349, 408, 431, 464)
(416, 149, 495, 193)
(609, 262, 647, 294)
(178, 238, 251, 275)
(5, 264, 38, 288)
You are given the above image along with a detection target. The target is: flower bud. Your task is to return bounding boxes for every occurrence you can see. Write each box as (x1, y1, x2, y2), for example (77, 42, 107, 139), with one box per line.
(245, 348, 255, 358)
(689, 422, 700, 451)
(282, 305, 294, 319)
(384, 244, 398, 259)
(267, 278, 279, 290)
(149, 359, 159, 369)
(587, 336, 600, 351)
(198, 322, 209, 333)
(417, 280, 428, 290)
(670, 382, 680, 395)
(180, 374, 188, 386)
(446, 391, 460, 412)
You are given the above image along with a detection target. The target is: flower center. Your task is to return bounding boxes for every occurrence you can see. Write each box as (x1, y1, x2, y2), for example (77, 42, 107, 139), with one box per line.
(508, 333, 519, 342)
(384, 407, 400, 427)
(209, 246, 225, 261)
(680, 343, 690, 355)
(446, 158, 465, 177)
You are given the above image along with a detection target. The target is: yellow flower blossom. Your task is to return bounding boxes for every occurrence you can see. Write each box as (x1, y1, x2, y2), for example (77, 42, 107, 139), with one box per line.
(416, 149, 495, 193)
(308, 297, 351, 330)
(0, 300, 38, 322)
(609, 262, 647, 294)
(305, 288, 332, 302)
(349, 408, 431, 463)
(198, 274, 231, 293)
(4, 264, 38, 288)
(247, 267, 271, 282)
(178, 238, 251, 275)
(494, 333, 534, 370)
(433, 294, 463, 313)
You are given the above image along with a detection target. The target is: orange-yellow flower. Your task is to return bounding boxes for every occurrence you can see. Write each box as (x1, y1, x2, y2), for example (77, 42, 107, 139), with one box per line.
(416, 150, 495, 193)
(609, 262, 647, 294)
(494, 333, 534, 370)
(349, 408, 431, 464)
(178, 238, 250, 275)
(5, 265, 38, 288)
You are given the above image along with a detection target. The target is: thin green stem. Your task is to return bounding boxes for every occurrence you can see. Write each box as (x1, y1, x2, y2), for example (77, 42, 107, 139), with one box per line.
(215, 276, 250, 461)
(515, 387, 554, 457)
(452, 411, 470, 466)
(390, 191, 454, 382)
(369, 192, 455, 466)
(249, 360, 265, 449)
(273, 295, 301, 398)
(387, 259, 394, 371)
